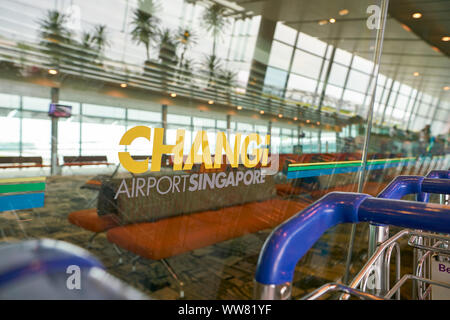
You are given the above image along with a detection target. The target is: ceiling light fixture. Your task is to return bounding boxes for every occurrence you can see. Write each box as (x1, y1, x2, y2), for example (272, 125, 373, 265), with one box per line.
(120, 83, 128, 88)
(259, 110, 264, 114)
(208, 100, 214, 105)
(412, 12, 422, 19)
(170, 93, 177, 97)
(293, 117, 298, 121)
(413, 72, 420, 77)
(306, 119, 310, 123)
(278, 114, 283, 118)
(442, 36, 450, 42)
(318, 20, 328, 26)
(329, 18, 336, 24)
(48, 69, 58, 75)
(444, 86, 449, 91)
(339, 9, 349, 16)
(237, 105, 242, 110)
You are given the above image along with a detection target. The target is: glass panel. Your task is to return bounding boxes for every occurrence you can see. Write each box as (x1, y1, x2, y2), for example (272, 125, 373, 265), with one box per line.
(3, 0, 443, 303)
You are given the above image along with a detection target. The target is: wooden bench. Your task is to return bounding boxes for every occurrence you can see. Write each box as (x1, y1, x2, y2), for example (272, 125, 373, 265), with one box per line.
(68, 168, 311, 296)
(63, 156, 112, 167)
(0, 156, 48, 169)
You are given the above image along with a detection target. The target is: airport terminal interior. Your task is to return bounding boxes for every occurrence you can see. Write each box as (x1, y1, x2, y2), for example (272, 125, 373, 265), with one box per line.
(0, 0, 449, 300)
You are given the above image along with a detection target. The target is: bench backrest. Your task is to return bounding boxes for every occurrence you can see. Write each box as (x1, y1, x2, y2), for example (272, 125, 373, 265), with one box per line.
(63, 156, 107, 163)
(97, 168, 276, 224)
(0, 157, 43, 165)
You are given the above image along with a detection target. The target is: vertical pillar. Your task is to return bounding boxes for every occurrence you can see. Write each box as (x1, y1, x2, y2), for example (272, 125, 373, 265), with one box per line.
(19, 95, 23, 157)
(79, 103, 83, 156)
(380, 76, 396, 125)
(162, 104, 168, 144)
(226, 114, 231, 131)
(50, 87, 59, 176)
(317, 46, 337, 153)
(247, 17, 277, 94)
(337, 54, 355, 113)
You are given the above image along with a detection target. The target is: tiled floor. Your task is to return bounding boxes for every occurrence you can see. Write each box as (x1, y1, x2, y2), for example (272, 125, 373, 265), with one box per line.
(0, 174, 417, 299)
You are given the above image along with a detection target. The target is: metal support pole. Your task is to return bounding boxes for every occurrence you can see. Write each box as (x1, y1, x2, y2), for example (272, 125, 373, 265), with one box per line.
(162, 104, 168, 144)
(317, 46, 337, 153)
(79, 103, 83, 157)
(380, 77, 396, 125)
(407, 91, 422, 131)
(19, 95, 23, 157)
(343, 0, 389, 285)
(50, 87, 59, 176)
(337, 54, 355, 113)
(226, 114, 231, 131)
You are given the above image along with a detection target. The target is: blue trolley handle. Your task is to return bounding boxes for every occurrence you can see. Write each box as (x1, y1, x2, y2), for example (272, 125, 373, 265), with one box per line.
(377, 171, 450, 202)
(253, 192, 450, 299)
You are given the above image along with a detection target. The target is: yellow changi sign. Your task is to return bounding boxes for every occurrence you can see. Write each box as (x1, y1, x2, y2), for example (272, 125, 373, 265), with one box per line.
(118, 126, 271, 174)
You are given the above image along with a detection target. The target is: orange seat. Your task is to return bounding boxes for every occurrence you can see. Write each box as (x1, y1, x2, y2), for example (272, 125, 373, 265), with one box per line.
(276, 183, 304, 196)
(68, 209, 120, 233)
(107, 199, 308, 260)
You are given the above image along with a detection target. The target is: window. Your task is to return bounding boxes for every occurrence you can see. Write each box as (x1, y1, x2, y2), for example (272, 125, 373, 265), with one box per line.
(297, 32, 327, 56)
(291, 50, 323, 79)
(268, 41, 293, 70)
(274, 22, 297, 45)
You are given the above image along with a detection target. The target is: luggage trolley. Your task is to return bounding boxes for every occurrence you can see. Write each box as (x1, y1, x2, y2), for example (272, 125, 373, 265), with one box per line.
(351, 170, 450, 300)
(253, 172, 450, 300)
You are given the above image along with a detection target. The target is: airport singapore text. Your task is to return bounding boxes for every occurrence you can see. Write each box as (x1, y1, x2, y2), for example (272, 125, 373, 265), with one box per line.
(114, 170, 266, 199)
(115, 126, 271, 199)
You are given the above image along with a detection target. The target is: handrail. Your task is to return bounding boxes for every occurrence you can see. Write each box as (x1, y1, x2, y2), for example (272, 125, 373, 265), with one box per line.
(377, 170, 449, 202)
(253, 191, 450, 299)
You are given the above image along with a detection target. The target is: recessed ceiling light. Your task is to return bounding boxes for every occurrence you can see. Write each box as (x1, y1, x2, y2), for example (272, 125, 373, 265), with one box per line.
(259, 110, 264, 114)
(329, 18, 336, 24)
(442, 36, 450, 42)
(120, 83, 128, 88)
(293, 117, 298, 121)
(444, 86, 450, 91)
(412, 12, 422, 19)
(339, 9, 349, 16)
(48, 69, 58, 75)
(306, 119, 310, 123)
(413, 72, 420, 76)
(318, 20, 328, 26)
(170, 93, 177, 97)
(208, 100, 214, 105)
(278, 114, 283, 118)
(237, 105, 242, 110)
(316, 121, 320, 125)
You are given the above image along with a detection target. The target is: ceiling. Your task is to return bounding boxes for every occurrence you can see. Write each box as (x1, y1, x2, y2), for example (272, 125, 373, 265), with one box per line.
(231, 0, 450, 103)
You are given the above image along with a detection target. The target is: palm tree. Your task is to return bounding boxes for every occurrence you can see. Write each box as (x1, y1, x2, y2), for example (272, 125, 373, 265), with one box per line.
(203, 54, 222, 90)
(92, 25, 109, 55)
(179, 58, 195, 85)
(130, 0, 161, 63)
(158, 28, 178, 66)
(158, 28, 178, 91)
(175, 27, 197, 69)
(219, 69, 237, 105)
(38, 10, 73, 67)
(78, 25, 109, 67)
(201, 3, 229, 57)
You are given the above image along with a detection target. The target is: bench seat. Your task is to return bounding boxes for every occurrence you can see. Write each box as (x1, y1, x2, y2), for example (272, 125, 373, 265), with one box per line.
(106, 199, 309, 260)
(276, 182, 388, 198)
(68, 209, 120, 233)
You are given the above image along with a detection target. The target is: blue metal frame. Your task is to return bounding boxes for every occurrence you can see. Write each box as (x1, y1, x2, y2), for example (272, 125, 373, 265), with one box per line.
(255, 180, 450, 286)
(0, 239, 104, 288)
(378, 170, 449, 202)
